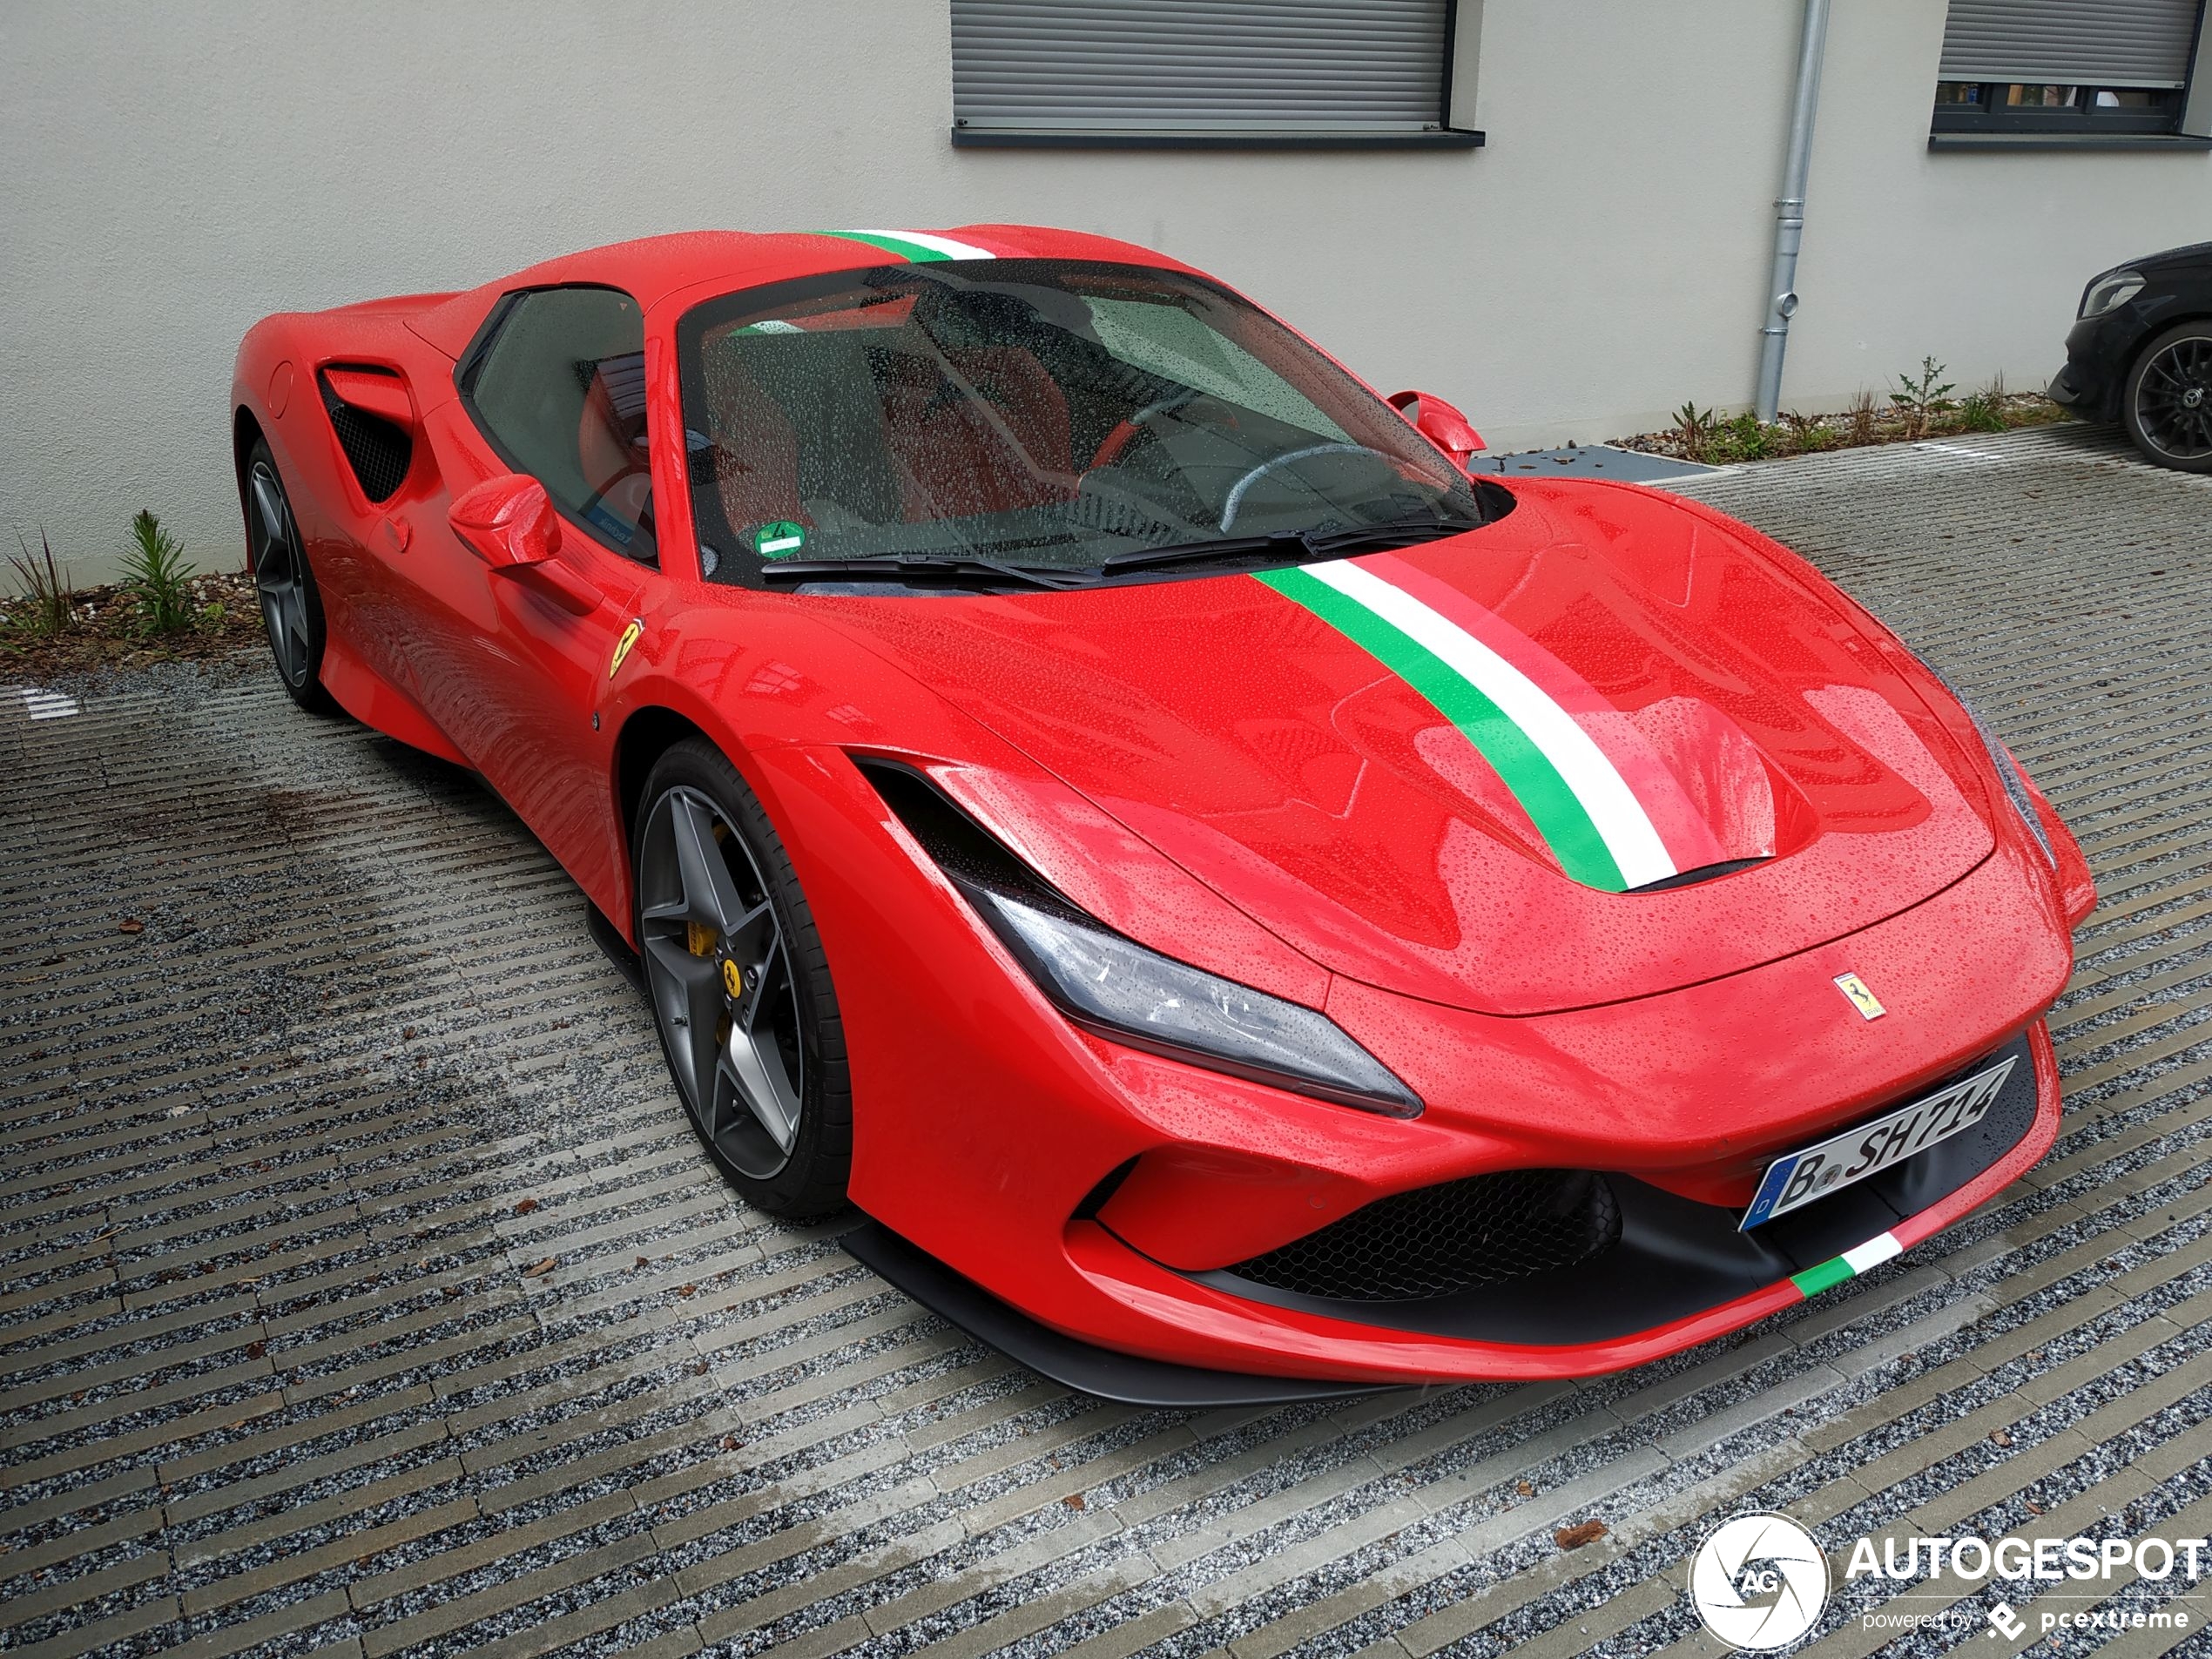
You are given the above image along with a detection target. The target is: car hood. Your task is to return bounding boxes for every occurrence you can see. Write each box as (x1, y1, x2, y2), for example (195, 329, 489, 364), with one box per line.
(815, 483, 1996, 1015)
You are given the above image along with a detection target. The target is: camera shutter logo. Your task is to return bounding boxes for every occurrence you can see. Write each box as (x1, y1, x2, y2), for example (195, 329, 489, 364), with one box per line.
(1689, 1514, 1831, 1650)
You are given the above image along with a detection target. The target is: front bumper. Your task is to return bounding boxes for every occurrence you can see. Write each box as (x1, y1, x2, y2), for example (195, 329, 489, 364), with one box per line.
(763, 743, 2076, 1392)
(2052, 308, 2148, 421)
(851, 1022, 2058, 1393)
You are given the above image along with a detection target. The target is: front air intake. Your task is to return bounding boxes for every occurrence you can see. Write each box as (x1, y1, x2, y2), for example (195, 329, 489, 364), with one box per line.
(1223, 1169, 1621, 1301)
(319, 368, 412, 502)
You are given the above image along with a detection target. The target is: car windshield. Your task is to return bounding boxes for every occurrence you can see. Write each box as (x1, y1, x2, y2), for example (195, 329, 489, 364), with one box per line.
(676, 259, 1500, 591)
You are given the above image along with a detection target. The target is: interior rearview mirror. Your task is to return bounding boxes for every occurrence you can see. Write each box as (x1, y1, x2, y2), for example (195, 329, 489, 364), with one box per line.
(448, 474, 562, 569)
(1389, 390, 1485, 469)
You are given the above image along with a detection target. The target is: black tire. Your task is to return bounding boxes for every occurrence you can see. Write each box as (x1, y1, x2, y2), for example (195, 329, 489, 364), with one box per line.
(632, 738, 851, 1217)
(2121, 321, 2212, 474)
(242, 439, 339, 711)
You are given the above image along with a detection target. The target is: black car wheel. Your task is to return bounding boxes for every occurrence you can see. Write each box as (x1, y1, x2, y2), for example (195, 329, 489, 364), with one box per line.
(243, 440, 338, 711)
(2123, 322, 2212, 474)
(633, 738, 851, 1217)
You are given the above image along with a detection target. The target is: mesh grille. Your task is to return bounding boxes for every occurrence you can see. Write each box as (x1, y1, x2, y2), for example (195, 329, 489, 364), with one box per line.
(320, 374, 413, 502)
(1226, 1170, 1621, 1301)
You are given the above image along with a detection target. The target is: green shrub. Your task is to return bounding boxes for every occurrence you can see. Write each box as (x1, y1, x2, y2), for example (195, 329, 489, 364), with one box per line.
(8, 529, 73, 636)
(1959, 372, 2009, 433)
(123, 510, 197, 635)
(1890, 357, 1958, 441)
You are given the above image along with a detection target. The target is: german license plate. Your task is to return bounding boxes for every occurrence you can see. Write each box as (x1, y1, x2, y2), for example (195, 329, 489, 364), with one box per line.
(1740, 1055, 2016, 1231)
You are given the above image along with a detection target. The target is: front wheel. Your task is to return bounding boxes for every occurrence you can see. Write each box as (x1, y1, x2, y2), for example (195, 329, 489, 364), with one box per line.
(632, 739, 851, 1217)
(2122, 322, 2212, 474)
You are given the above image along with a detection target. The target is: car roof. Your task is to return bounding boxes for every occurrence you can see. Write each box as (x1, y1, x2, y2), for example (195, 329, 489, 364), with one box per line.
(406, 224, 1193, 357)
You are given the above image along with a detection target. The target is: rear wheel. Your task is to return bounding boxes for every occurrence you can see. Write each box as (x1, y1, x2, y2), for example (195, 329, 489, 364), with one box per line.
(632, 739, 851, 1217)
(2122, 322, 2212, 474)
(243, 440, 337, 711)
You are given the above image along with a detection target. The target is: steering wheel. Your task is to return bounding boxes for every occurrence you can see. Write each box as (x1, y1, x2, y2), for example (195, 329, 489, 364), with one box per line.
(1220, 442, 1392, 530)
(1085, 388, 1202, 472)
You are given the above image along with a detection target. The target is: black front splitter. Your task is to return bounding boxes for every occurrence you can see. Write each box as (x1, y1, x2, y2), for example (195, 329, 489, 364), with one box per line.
(840, 1221, 1396, 1409)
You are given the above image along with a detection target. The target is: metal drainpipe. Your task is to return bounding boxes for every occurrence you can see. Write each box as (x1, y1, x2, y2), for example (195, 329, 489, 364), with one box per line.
(1755, 0, 1833, 423)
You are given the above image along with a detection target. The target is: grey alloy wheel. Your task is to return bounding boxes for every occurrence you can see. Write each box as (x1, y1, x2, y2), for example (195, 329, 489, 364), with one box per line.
(243, 442, 334, 709)
(637, 784, 809, 1181)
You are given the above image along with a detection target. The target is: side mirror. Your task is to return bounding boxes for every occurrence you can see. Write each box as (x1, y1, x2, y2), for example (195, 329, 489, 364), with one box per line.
(1389, 390, 1484, 469)
(448, 474, 561, 569)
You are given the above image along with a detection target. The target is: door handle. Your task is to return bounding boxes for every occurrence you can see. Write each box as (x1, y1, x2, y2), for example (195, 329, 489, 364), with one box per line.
(505, 561, 602, 617)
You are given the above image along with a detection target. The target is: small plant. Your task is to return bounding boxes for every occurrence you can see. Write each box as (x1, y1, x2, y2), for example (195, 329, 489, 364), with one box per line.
(9, 528, 74, 637)
(122, 510, 198, 635)
(1780, 409, 1833, 454)
(1889, 357, 1958, 441)
(1698, 411, 1777, 463)
(1846, 388, 1878, 446)
(1959, 371, 2010, 433)
(1674, 401, 1716, 463)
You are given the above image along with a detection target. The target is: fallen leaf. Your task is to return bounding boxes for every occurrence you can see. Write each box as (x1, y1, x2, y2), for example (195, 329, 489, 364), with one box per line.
(1063, 1493, 1087, 1511)
(2024, 1500, 2045, 1516)
(677, 1284, 697, 1297)
(513, 1198, 539, 1216)
(246, 1341, 266, 1360)
(1555, 1521, 1608, 1550)
(523, 1258, 556, 1278)
(118, 919, 144, 934)
(635, 1256, 650, 1270)
(1990, 1429, 2013, 1447)
(1514, 1479, 1534, 1497)
(720, 1433, 740, 1452)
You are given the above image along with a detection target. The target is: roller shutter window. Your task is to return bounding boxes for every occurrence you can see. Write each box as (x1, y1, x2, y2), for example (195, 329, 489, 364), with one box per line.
(950, 0, 1465, 144)
(1932, 0, 2207, 135)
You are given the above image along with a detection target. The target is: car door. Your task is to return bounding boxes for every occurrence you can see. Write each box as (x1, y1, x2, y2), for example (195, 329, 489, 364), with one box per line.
(400, 284, 661, 889)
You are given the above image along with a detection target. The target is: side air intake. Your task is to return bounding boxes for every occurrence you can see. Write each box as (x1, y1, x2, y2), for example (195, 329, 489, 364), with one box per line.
(319, 368, 413, 503)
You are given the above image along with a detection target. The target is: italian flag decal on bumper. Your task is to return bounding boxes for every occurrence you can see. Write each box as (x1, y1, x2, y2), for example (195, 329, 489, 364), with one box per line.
(1257, 554, 1732, 892)
(1790, 1231, 1903, 1298)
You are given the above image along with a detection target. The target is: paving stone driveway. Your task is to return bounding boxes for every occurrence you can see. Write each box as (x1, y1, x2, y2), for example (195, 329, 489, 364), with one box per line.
(3, 424, 2210, 1659)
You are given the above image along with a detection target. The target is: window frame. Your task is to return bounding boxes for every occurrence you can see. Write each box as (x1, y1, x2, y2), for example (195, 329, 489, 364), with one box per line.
(454, 282, 660, 564)
(947, 0, 1482, 152)
(1928, 0, 2212, 147)
(1932, 80, 2187, 137)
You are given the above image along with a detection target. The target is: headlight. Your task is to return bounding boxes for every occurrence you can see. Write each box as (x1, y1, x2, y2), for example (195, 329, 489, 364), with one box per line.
(1918, 664, 2055, 867)
(972, 887, 1421, 1116)
(860, 755, 1422, 1116)
(2080, 270, 2144, 319)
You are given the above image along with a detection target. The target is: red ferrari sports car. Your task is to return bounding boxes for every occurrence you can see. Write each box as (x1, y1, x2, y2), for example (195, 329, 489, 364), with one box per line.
(232, 225, 2093, 1403)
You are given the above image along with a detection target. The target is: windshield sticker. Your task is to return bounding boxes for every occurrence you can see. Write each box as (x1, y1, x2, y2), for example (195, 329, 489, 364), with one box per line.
(752, 522, 807, 559)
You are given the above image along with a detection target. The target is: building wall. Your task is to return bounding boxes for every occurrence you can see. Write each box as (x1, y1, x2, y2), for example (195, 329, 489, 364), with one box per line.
(3, 0, 2207, 583)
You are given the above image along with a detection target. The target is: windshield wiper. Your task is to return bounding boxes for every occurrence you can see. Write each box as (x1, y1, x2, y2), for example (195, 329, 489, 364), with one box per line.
(1097, 516, 1475, 578)
(759, 555, 1093, 591)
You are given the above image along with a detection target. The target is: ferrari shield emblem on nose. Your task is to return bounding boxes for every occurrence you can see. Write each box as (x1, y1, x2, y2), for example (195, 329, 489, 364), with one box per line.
(1833, 972, 1886, 1020)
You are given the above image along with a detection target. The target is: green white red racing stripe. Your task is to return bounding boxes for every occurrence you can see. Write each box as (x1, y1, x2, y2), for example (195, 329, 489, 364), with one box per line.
(1790, 1230, 1901, 1297)
(1257, 554, 1730, 892)
(819, 229, 997, 263)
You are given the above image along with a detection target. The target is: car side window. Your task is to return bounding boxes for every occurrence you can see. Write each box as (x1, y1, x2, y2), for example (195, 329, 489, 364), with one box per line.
(463, 286, 657, 562)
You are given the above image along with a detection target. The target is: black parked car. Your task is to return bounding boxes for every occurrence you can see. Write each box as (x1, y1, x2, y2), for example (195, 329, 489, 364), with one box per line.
(2050, 241, 2212, 473)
